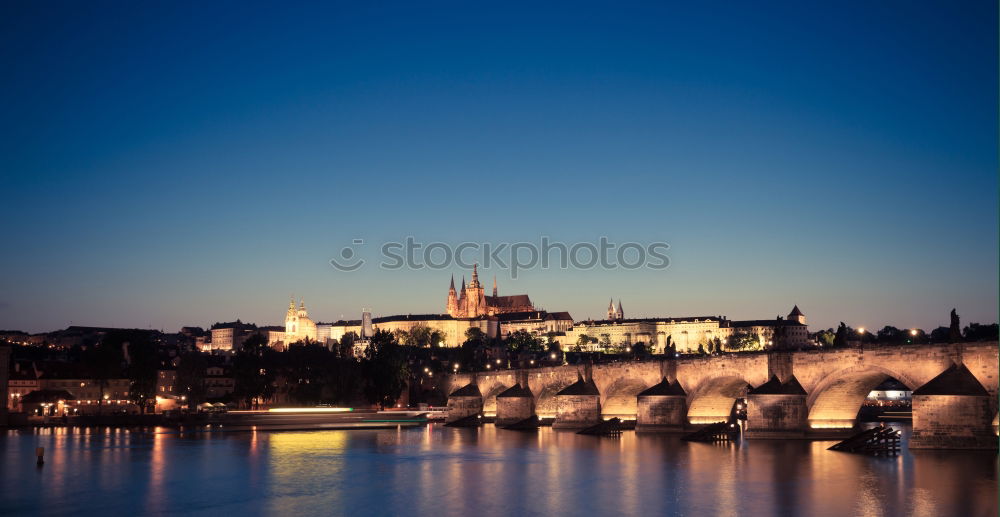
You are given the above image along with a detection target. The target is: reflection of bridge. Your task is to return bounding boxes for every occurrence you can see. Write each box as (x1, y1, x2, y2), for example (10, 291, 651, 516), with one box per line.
(443, 342, 999, 449)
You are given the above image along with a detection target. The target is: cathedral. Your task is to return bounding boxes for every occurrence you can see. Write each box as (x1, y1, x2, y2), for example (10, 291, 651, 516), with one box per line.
(446, 265, 535, 318)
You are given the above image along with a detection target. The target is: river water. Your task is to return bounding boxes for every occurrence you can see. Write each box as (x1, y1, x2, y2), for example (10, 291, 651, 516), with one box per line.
(1, 424, 996, 517)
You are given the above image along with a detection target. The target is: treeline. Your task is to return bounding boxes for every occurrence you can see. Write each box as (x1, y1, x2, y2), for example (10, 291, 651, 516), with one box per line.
(814, 319, 997, 347)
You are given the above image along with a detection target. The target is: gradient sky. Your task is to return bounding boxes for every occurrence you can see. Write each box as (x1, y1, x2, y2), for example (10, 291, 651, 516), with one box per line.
(1, 1, 996, 333)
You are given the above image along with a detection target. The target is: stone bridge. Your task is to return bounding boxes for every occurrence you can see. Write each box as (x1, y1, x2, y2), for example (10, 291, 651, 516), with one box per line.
(442, 342, 999, 449)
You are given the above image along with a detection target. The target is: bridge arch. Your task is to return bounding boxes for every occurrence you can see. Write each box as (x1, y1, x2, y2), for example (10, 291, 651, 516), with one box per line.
(686, 375, 749, 424)
(806, 365, 919, 429)
(534, 378, 576, 419)
(600, 378, 649, 418)
(480, 382, 509, 417)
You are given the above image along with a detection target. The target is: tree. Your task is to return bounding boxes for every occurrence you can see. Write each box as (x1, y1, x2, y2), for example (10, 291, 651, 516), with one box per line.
(337, 332, 358, 358)
(599, 335, 611, 353)
(929, 326, 950, 343)
(506, 330, 543, 354)
(322, 356, 361, 404)
(465, 327, 487, 346)
(233, 334, 276, 408)
(815, 329, 835, 347)
(176, 352, 208, 409)
(963, 323, 999, 342)
(726, 332, 761, 352)
(575, 334, 593, 352)
(82, 335, 124, 415)
(876, 326, 903, 344)
(697, 344, 706, 355)
(102, 330, 158, 414)
(405, 326, 434, 348)
(284, 343, 331, 405)
(362, 330, 409, 409)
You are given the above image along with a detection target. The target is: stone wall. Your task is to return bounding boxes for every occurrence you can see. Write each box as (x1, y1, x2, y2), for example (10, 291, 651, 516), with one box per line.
(446, 395, 482, 423)
(636, 395, 686, 431)
(496, 396, 534, 426)
(553, 394, 601, 429)
(911, 394, 996, 449)
(746, 393, 808, 438)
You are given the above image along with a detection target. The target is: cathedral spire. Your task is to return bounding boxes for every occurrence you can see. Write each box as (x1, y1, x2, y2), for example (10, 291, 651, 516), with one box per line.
(470, 263, 480, 288)
(449, 274, 455, 291)
(461, 275, 466, 291)
(492, 275, 498, 297)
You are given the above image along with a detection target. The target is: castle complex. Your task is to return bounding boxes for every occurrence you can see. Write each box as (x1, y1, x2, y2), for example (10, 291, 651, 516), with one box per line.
(246, 266, 810, 352)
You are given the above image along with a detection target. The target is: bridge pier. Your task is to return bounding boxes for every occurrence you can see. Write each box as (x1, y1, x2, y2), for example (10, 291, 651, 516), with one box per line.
(745, 375, 808, 439)
(553, 374, 602, 429)
(446, 383, 483, 423)
(910, 363, 997, 449)
(496, 384, 535, 427)
(635, 377, 687, 432)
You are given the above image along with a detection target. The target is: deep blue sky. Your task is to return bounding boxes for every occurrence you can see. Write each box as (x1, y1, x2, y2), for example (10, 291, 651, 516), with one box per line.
(1, 1, 996, 333)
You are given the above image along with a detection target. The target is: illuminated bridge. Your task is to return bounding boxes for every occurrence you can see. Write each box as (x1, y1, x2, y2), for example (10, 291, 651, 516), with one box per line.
(442, 342, 998, 449)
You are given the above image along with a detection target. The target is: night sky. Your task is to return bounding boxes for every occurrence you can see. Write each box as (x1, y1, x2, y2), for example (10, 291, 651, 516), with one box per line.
(1, 1, 996, 333)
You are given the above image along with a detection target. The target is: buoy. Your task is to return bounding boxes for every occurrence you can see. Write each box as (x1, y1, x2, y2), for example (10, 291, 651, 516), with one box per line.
(36, 447, 44, 466)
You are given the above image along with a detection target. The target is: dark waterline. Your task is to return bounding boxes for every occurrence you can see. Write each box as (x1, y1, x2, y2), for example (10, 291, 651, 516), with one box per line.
(1, 424, 996, 517)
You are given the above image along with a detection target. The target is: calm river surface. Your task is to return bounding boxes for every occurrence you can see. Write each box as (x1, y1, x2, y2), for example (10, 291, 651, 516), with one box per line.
(1, 424, 996, 517)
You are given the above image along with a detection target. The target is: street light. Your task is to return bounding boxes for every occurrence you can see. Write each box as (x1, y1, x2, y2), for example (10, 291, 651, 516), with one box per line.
(857, 328, 866, 334)
(910, 329, 918, 336)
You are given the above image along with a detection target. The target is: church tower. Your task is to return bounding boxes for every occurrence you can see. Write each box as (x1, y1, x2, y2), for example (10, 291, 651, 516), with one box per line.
(446, 275, 458, 316)
(285, 297, 298, 336)
(465, 264, 485, 317)
(492, 276, 498, 297)
(607, 299, 616, 320)
(787, 305, 806, 325)
(616, 300, 624, 320)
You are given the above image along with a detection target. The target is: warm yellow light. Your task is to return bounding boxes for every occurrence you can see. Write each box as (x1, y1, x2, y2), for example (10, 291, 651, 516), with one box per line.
(809, 420, 855, 429)
(910, 329, 918, 336)
(268, 407, 354, 413)
(857, 328, 865, 334)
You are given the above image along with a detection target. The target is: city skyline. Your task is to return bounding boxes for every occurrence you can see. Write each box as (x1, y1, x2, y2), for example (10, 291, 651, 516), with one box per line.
(2, 2, 996, 334)
(3, 266, 992, 335)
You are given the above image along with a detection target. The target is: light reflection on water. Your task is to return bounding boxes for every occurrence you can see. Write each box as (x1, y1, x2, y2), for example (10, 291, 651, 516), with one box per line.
(0, 424, 996, 517)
